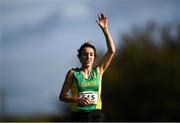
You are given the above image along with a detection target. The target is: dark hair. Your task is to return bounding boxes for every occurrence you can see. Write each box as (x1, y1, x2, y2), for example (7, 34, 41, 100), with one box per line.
(77, 42, 97, 59)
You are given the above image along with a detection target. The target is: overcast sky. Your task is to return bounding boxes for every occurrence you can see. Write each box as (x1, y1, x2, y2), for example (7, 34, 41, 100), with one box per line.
(0, 0, 180, 116)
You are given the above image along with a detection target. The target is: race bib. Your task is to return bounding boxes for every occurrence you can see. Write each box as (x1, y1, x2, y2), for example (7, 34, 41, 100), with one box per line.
(79, 91, 98, 104)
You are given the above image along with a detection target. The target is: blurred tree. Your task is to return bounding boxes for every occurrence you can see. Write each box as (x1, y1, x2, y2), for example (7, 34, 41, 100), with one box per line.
(102, 21, 180, 121)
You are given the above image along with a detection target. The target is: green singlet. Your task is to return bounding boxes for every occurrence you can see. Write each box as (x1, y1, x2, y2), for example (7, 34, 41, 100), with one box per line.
(70, 67, 102, 112)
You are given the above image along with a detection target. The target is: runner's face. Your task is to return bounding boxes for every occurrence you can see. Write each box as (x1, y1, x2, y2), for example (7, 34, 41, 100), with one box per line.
(80, 47, 95, 67)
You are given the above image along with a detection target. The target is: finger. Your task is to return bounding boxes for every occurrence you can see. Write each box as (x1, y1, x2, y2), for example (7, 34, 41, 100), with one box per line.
(87, 98, 91, 104)
(98, 14, 101, 20)
(96, 20, 100, 25)
(79, 97, 88, 105)
(79, 99, 87, 105)
(80, 101, 86, 105)
(90, 100, 94, 104)
(100, 13, 105, 19)
(83, 97, 91, 105)
(82, 99, 90, 105)
(83, 100, 89, 105)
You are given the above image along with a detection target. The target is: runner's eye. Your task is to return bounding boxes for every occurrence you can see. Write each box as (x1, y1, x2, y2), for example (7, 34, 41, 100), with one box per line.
(82, 54, 88, 58)
(90, 53, 94, 56)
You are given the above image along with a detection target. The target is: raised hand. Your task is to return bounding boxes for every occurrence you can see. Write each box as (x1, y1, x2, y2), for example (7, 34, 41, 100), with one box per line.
(96, 13, 108, 30)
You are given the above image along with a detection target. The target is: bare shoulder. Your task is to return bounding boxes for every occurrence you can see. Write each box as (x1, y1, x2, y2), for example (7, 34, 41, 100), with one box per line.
(66, 69, 74, 78)
(63, 69, 74, 82)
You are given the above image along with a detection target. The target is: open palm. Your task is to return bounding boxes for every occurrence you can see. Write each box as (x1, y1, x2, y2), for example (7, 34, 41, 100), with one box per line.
(96, 13, 108, 29)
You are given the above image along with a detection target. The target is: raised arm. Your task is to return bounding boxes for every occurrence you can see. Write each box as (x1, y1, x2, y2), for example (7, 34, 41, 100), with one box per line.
(96, 13, 116, 76)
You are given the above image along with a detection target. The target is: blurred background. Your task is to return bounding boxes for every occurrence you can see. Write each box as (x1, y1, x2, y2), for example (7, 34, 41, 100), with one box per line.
(0, 0, 180, 121)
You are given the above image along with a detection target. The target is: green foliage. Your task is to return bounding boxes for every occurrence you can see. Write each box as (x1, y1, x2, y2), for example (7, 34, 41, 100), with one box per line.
(102, 21, 180, 121)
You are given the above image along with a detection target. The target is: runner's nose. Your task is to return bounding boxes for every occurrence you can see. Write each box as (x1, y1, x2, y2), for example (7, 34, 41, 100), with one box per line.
(87, 54, 91, 59)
